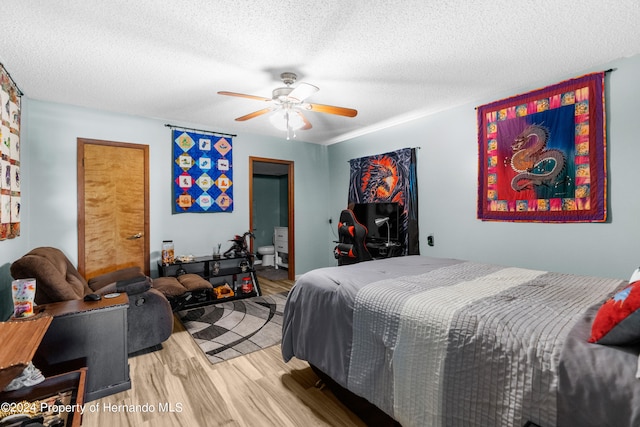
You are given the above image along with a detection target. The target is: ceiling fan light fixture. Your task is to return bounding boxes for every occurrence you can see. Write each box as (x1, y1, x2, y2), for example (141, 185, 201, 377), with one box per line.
(219, 71, 357, 139)
(269, 109, 305, 131)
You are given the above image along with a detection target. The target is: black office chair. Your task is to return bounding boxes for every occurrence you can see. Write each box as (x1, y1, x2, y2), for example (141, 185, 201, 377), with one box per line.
(334, 209, 373, 265)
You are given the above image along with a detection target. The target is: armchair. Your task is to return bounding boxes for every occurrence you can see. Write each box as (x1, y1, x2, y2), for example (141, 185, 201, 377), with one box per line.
(10, 247, 173, 354)
(334, 209, 373, 265)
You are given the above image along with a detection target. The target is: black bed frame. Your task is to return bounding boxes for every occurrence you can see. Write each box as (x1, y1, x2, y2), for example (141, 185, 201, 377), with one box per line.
(310, 364, 400, 427)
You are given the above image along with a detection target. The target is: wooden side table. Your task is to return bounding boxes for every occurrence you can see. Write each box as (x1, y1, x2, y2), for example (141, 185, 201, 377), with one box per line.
(34, 293, 131, 401)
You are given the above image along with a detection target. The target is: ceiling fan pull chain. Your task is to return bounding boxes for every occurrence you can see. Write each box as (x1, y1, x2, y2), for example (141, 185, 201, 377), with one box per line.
(286, 110, 291, 140)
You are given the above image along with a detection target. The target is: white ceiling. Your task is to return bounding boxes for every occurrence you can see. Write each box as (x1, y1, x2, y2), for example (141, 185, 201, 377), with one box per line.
(1, 1, 639, 145)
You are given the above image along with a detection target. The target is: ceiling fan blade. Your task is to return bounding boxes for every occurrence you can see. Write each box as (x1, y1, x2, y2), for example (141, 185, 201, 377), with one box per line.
(218, 91, 272, 102)
(298, 111, 312, 130)
(235, 108, 272, 121)
(306, 103, 358, 117)
(287, 82, 319, 102)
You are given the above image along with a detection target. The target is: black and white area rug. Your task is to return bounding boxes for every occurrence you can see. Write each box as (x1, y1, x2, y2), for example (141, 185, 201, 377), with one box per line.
(177, 292, 288, 364)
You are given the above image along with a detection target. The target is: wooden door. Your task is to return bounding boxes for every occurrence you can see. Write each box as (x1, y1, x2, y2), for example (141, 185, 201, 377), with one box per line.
(77, 139, 150, 279)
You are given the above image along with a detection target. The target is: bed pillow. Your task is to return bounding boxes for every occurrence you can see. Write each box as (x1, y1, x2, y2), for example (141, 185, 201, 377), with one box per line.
(589, 280, 640, 345)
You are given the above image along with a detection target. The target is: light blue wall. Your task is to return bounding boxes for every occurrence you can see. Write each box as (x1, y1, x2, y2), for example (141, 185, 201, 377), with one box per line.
(0, 239, 30, 320)
(253, 174, 287, 248)
(279, 176, 288, 227)
(3, 99, 330, 287)
(327, 54, 640, 280)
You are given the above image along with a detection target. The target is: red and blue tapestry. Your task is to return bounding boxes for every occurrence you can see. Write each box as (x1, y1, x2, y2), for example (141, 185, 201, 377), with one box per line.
(172, 129, 233, 213)
(477, 72, 606, 222)
(348, 147, 419, 255)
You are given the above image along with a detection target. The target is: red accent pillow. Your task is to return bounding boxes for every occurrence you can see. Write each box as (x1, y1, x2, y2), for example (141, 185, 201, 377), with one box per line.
(589, 280, 640, 345)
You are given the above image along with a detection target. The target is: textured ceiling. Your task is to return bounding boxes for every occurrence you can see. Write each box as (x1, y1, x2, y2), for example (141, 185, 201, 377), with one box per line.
(1, 1, 639, 144)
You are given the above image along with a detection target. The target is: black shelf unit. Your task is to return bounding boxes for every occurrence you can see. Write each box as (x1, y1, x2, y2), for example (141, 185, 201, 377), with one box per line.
(157, 254, 261, 308)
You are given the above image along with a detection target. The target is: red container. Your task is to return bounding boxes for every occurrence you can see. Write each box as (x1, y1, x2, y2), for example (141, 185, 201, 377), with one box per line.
(241, 277, 254, 294)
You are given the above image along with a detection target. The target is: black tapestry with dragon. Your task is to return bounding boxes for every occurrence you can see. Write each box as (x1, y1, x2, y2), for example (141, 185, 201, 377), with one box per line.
(348, 147, 419, 255)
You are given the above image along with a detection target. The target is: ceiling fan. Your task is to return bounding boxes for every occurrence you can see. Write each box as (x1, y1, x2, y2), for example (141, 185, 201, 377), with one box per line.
(218, 72, 358, 139)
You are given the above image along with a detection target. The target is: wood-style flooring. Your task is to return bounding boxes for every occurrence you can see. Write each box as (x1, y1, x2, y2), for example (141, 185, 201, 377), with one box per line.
(82, 276, 366, 427)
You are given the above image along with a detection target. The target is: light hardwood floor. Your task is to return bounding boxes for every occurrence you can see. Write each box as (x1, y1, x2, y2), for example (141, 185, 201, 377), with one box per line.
(83, 276, 366, 427)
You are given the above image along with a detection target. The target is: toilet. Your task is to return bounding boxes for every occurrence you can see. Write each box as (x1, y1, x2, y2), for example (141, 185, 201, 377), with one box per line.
(257, 245, 275, 267)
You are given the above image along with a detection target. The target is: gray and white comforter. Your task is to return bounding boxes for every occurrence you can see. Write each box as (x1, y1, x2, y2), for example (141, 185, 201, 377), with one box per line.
(282, 256, 640, 427)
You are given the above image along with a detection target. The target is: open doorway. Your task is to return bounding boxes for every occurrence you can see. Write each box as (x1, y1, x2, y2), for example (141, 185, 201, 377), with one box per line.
(249, 157, 294, 280)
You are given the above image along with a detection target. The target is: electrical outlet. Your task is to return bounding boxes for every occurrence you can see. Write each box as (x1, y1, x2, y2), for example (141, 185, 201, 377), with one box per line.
(427, 234, 434, 247)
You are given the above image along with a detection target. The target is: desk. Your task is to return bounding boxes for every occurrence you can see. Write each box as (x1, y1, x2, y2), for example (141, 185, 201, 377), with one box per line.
(366, 240, 403, 259)
(34, 293, 130, 402)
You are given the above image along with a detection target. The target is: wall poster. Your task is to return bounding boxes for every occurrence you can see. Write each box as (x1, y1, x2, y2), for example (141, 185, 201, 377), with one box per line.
(477, 72, 606, 223)
(0, 63, 21, 239)
(172, 128, 233, 213)
(348, 147, 420, 255)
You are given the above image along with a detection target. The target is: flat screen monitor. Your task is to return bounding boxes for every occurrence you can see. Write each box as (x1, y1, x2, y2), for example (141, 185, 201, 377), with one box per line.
(352, 202, 400, 242)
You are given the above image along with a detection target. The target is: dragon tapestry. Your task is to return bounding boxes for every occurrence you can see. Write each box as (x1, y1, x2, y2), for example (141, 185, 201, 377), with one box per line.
(348, 147, 419, 255)
(477, 72, 606, 222)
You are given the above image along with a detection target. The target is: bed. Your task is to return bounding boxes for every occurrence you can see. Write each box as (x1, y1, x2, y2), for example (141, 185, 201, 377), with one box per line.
(281, 256, 640, 427)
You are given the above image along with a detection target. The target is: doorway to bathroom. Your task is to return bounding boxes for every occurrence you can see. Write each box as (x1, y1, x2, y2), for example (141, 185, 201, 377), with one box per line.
(249, 157, 294, 280)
